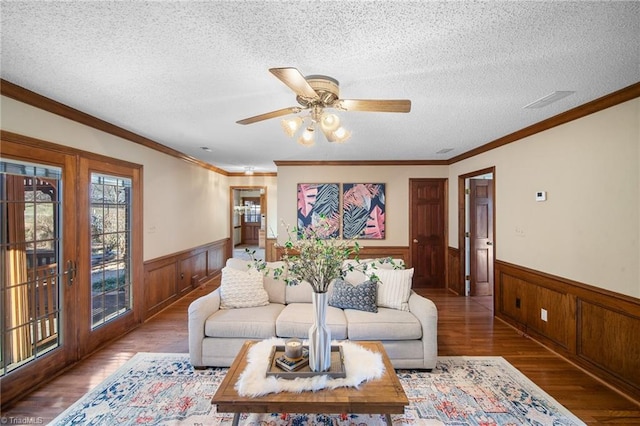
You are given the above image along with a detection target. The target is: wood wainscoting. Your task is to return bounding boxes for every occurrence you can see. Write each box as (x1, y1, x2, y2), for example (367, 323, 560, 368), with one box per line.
(143, 239, 229, 318)
(356, 246, 410, 264)
(447, 246, 463, 295)
(269, 242, 410, 266)
(265, 238, 278, 262)
(495, 260, 640, 401)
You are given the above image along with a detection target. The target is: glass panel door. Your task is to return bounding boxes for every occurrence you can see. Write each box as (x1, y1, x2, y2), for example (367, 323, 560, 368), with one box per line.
(0, 139, 79, 407)
(1, 160, 62, 375)
(77, 157, 141, 357)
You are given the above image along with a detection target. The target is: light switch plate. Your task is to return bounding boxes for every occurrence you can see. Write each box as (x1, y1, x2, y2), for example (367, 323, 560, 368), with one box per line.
(536, 191, 547, 201)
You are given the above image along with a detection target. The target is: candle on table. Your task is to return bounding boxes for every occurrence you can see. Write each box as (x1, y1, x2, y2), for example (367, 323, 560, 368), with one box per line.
(284, 338, 303, 359)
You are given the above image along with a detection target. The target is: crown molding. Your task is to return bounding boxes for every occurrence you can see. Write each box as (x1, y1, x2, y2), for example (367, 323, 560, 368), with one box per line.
(448, 81, 640, 164)
(274, 159, 449, 167)
(0, 79, 230, 176)
(227, 172, 277, 177)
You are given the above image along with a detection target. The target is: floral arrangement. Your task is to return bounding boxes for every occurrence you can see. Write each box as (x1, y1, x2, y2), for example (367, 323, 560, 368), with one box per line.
(249, 220, 400, 293)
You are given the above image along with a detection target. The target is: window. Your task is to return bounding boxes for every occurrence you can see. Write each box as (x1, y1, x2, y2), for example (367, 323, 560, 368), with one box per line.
(243, 199, 261, 223)
(89, 173, 132, 329)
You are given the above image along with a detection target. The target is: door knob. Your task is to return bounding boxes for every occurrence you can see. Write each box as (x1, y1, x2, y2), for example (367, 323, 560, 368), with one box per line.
(413, 239, 419, 243)
(486, 241, 493, 246)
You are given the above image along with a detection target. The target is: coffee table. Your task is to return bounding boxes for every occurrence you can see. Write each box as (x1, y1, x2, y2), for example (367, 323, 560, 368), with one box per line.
(212, 340, 408, 425)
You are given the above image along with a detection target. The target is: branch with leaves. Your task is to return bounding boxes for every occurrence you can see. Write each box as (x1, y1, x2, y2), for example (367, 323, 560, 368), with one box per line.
(248, 219, 400, 293)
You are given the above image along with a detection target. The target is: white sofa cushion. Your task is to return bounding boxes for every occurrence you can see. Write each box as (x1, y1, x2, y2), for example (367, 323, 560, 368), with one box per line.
(375, 268, 414, 311)
(342, 258, 404, 284)
(276, 303, 348, 339)
(219, 266, 269, 309)
(284, 281, 315, 303)
(344, 307, 422, 340)
(225, 258, 286, 304)
(205, 303, 285, 338)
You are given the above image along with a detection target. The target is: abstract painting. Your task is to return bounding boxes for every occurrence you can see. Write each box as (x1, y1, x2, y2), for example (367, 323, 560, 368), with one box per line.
(342, 183, 385, 239)
(296, 183, 340, 238)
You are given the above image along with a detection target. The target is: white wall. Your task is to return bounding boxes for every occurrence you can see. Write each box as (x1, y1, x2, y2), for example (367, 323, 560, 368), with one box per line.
(276, 165, 448, 246)
(449, 99, 640, 298)
(1, 96, 230, 261)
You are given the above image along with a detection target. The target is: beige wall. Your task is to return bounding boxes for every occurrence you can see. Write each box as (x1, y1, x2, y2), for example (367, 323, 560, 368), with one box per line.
(1, 96, 230, 261)
(448, 99, 640, 298)
(276, 165, 448, 246)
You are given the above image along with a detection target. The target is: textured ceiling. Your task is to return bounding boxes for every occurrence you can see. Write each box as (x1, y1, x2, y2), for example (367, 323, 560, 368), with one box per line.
(1, 1, 639, 173)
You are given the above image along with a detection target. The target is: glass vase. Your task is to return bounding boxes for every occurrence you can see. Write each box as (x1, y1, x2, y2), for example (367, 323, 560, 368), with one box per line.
(308, 291, 332, 372)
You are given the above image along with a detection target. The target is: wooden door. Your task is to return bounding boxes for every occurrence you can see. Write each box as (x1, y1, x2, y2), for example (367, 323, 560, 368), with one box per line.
(409, 179, 446, 288)
(76, 158, 143, 357)
(0, 138, 79, 407)
(241, 197, 260, 245)
(469, 179, 494, 296)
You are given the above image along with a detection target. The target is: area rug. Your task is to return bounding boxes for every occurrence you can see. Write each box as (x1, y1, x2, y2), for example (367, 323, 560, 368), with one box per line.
(50, 352, 586, 425)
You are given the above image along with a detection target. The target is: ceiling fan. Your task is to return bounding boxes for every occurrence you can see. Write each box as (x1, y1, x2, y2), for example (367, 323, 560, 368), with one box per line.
(236, 67, 411, 145)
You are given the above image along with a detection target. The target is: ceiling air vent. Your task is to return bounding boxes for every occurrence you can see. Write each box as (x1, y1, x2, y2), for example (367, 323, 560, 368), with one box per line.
(524, 91, 575, 109)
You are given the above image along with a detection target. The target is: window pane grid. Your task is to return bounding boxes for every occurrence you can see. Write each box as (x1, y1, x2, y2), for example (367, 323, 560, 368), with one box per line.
(90, 173, 132, 330)
(1, 163, 62, 376)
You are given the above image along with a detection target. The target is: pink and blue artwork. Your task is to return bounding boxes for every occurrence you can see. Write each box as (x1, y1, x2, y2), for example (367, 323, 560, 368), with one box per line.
(342, 183, 385, 239)
(297, 183, 340, 238)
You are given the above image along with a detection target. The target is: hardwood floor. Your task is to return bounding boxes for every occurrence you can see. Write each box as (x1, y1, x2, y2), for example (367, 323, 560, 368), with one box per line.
(2, 283, 639, 425)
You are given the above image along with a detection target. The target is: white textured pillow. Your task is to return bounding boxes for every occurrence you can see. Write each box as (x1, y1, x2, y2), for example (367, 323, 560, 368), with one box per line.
(375, 268, 414, 311)
(220, 266, 269, 309)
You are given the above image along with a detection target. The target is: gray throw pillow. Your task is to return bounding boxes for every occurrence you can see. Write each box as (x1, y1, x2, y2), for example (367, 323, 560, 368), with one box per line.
(329, 279, 378, 313)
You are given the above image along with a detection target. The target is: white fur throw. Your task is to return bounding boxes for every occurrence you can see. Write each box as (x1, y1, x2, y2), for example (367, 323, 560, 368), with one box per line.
(234, 338, 385, 397)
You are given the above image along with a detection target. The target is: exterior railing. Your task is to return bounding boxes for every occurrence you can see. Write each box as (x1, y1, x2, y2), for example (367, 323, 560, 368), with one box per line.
(31, 263, 58, 350)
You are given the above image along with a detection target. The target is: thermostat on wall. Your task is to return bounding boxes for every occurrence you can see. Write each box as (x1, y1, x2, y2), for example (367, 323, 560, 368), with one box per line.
(536, 191, 547, 201)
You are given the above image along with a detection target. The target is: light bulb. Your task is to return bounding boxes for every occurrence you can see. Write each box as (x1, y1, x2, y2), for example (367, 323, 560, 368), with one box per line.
(320, 113, 340, 132)
(281, 117, 303, 137)
(331, 126, 351, 143)
(297, 126, 315, 147)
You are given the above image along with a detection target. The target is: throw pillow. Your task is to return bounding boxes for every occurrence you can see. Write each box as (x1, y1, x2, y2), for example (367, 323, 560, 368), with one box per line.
(375, 268, 414, 311)
(219, 266, 269, 309)
(328, 279, 378, 313)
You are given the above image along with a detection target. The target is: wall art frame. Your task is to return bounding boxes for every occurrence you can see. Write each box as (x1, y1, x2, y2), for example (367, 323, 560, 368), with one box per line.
(296, 183, 340, 238)
(342, 183, 386, 239)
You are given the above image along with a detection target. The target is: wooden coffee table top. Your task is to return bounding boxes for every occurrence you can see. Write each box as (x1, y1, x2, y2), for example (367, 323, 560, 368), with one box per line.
(212, 340, 408, 415)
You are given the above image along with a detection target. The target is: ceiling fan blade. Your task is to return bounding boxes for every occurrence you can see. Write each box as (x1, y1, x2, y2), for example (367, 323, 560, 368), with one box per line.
(337, 99, 411, 113)
(269, 67, 320, 101)
(236, 107, 301, 125)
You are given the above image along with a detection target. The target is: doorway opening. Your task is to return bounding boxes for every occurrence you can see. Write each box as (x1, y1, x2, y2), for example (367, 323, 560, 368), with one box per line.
(230, 186, 266, 261)
(458, 167, 495, 306)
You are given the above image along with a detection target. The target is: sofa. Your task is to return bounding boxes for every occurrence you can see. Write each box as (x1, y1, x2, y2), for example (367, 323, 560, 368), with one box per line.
(188, 257, 438, 370)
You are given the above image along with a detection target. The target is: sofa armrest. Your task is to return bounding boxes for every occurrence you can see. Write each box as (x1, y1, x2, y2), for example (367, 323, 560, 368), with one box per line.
(408, 291, 438, 369)
(188, 288, 221, 367)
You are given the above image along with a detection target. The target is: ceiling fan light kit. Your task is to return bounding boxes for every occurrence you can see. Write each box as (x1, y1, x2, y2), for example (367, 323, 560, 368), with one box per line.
(285, 106, 351, 146)
(237, 67, 411, 147)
